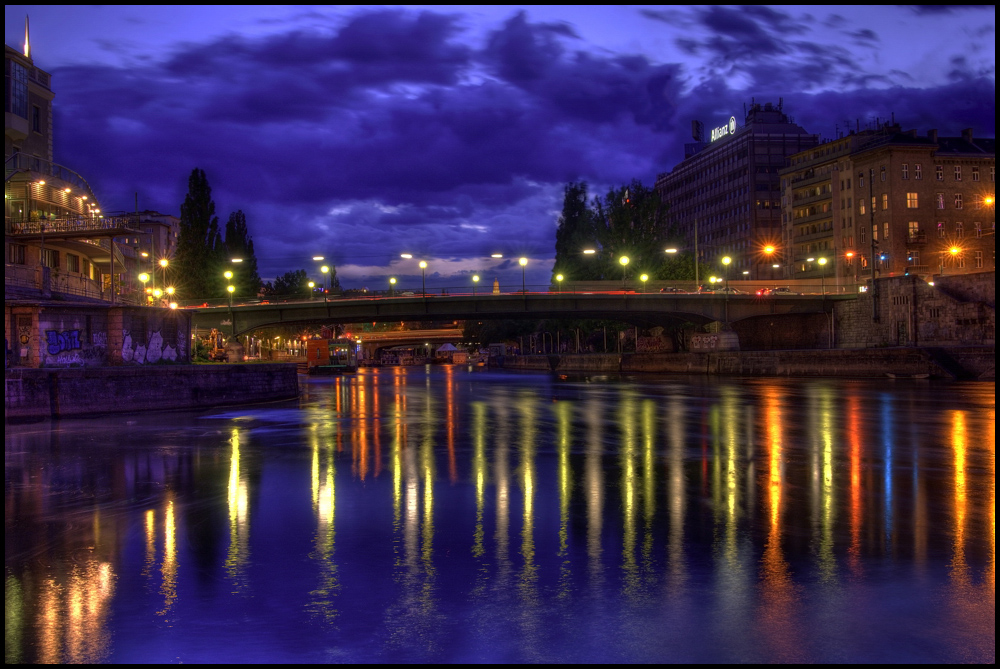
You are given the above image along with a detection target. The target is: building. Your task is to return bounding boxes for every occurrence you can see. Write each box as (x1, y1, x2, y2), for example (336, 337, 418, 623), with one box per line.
(780, 124, 995, 286)
(655, 101, 818, 279)
(5, 25, 143, 304)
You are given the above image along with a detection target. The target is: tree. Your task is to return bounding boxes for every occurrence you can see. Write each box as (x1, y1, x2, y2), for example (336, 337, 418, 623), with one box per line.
(174, 168, 224, 299)
(264, 270, 313, 298)
(553, 182, 601, 282)
(592, 179, 669, 282)
(223, 210, 263, 298)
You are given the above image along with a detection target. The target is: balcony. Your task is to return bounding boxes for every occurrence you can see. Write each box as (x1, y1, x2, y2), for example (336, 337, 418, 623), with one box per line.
(907, 232, 926, 244)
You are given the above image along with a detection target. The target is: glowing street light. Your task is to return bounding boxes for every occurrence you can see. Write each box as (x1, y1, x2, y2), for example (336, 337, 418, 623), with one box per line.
(138, 272, 150, 305)
(419, 260, 427, 296)
(227, 284, 236, 338)
(320, 265, 330, 302)
(555, 273, 564, 293)
(519, 257, 528, 293)
(389, 276, 396, 297)
(640, 273, 648, 292)
(472, 274, 479, 296)
(619, 255, 629, 291)
(664, 248, 678, 254)
(818, 256, 828, 294)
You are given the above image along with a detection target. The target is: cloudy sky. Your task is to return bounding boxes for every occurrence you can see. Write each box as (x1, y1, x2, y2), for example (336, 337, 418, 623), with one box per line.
(5, 5, 995, 290)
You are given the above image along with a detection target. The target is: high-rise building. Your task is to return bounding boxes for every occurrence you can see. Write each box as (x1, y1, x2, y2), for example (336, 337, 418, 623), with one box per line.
(780, 124, 995, 285)
(654, 101, 818, 280)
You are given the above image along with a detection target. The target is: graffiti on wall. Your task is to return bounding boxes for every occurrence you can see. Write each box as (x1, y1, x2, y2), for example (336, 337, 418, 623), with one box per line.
(46, 329, 82, 355)
(122, 329, 179, 364)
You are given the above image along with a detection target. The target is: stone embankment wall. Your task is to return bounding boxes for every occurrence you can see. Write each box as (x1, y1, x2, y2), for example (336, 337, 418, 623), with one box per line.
(500, 347, 994, 380)
(834, 272, 994, 348)
(5, 363, 298, 421)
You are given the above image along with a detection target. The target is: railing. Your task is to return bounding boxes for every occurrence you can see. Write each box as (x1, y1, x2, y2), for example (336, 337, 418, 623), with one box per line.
(5, 152, 96, 196)
(6, 213, 141, 236)
(4, 262, 144, 304)
(907, 232, 927, 244)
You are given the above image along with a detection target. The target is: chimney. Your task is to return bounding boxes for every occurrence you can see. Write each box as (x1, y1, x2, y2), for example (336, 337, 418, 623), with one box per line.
(927, 129, 938, 143)
(961, 128, 973, 143)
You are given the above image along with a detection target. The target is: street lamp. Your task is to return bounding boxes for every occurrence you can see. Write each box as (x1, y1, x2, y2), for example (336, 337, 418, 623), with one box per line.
(519, 257, 527, 293)
(389, 277, 396, 297)
(941, 246, 961, 275)
(762, 245, 776, 281)
(320, 265, 329, 302)
(308, 281, 315, 299)
(818, 257, 828, 294)
(227, 284, 236, 338)
(138, 272, 150, 305)
(619, 255, 629, 291)
(555, 273, 563, 293)
(721, 256, 731, 290)
(419, 260, 427, 296)
(472, 275, 479, 296)
(640, 273, 648, 292)
(159, 258, 169, 290)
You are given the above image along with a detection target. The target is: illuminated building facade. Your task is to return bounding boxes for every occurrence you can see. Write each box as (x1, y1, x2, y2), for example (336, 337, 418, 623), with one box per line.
(5, 25, 142, 303)
(655, 101, 818, 279)
(780, 125, 996, 283)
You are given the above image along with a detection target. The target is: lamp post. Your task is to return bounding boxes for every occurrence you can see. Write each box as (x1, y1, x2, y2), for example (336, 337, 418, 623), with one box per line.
(555, 273, 563, 293)
(818, 257, 828, 294)
(159, 258, 169, 293)
(619, 256, 629, 291)
(389, 277, 396, 297)
(226, 285, 235, 337)
(472, 275, 479, 296)
(721, 256, 731, 290)
(640, 273, 648, 293)
(308, 281, 315, 299)
(763, 245, 776, 282)
(138, 272, 150, 305)
(519, 257, 527, 293)
(320, 265, 329, 303)
(419, 261, 427, 296)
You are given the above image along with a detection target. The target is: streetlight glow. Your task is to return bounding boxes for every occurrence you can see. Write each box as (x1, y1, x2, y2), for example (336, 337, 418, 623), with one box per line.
(664, 248, 678, 254)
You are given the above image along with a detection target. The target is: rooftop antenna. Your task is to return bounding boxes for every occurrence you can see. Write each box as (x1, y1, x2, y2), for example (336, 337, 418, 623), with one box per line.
(23, 15, 30, 58)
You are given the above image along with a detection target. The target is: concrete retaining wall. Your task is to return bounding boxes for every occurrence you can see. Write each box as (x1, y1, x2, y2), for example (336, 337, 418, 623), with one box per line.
(5, 363, 299, 420)
(502, 347, 994, 380)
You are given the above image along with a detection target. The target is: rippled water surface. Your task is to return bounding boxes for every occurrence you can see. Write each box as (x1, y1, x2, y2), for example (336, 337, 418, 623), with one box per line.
(5, 367, 995, 663)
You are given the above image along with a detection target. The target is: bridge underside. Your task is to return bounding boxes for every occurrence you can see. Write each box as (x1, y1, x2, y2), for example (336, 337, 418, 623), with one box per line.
(190, 293, 850, 338)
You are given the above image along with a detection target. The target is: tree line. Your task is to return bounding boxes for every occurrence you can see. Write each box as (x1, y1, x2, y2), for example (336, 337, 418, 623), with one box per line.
(552, 179, 698, 284)
(172, 168, 339, 300)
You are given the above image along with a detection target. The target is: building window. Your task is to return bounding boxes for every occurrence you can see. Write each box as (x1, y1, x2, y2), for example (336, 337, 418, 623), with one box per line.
(908, 249, 920, 265)
(972, 166, 980, 182)
(8, 244, 26, 264)
(908, 221, 920, 241)
(880, 166, 886, 182)
(906, 192, 918, 208)
(859, 200, 866, 215)
(860, 226, 867, 244)
(859, 174, 864, 188)
(936, 193, 945, 209)
(901, 164, 909, 180)
(974, 222, 982, 237)
(9, 61, 28, 118)
(914, 164, 922, 180)
(883, 223, 889, 241)
(66, 253, 80, 273)
(935, 165, 943, 181)
(956, 222, 963, 238)
(958, 255, 966, 269)
(32, 105, 41, 133)
(937, 222, 945, 238)
(41, 248, 59, 268)
(955, 193, 963, 209)
(882, 193, 888, 210)
(975, 251, 983, 269)
(954, 165, 962, 181)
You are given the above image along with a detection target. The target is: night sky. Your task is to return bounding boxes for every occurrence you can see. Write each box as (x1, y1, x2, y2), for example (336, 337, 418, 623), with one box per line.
(4, 5, 995, 290)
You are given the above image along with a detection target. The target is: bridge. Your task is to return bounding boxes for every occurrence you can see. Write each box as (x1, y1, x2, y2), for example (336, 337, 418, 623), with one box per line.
(189, 291, 855, 338)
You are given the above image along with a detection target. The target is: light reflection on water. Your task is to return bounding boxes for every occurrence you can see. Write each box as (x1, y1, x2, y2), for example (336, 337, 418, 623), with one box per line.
(4, 367, 995, 663)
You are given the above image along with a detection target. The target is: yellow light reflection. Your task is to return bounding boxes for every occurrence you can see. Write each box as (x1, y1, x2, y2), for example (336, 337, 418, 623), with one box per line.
(225, 428, 250, 591)
(158, 499, 177, 619)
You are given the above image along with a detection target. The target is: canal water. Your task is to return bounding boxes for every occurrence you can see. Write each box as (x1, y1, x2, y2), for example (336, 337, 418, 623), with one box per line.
(5, 367, 995, 663)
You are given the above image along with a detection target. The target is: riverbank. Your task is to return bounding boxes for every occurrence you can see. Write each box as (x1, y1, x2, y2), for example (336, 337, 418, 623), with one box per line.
(497, 346, 995, 380)
(5, 363, 299, 421)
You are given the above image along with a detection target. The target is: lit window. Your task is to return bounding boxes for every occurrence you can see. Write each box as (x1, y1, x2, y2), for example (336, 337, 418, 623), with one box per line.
(906, 192, 918, 208)
(908, 221, 920, 241)
(882, 194, 888, 210)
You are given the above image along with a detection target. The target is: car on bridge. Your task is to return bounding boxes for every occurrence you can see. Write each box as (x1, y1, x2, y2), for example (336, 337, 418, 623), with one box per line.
(756, 286, 799, 296)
